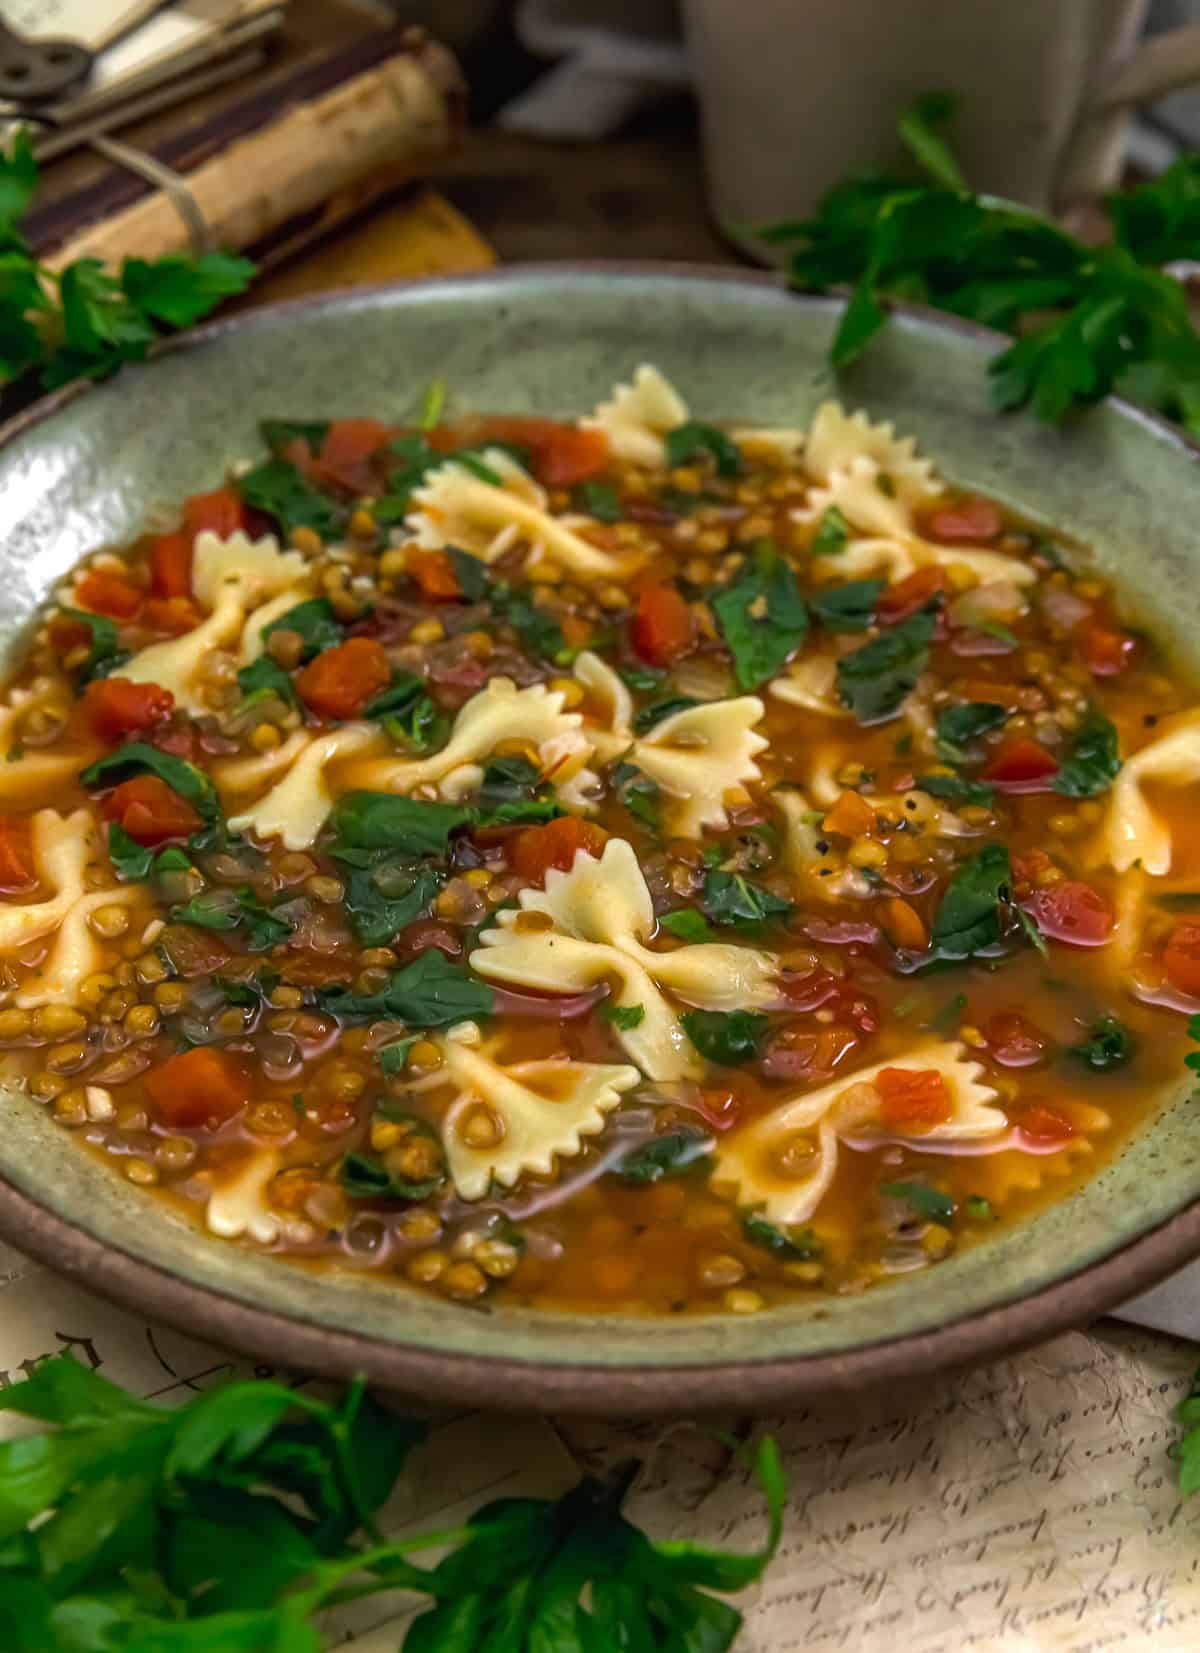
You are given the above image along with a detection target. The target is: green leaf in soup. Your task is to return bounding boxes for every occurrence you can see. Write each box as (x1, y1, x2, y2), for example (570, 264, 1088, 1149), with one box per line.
(881, 1180, 955, 1224)
(612, 760, 662, 833)
(341, 1149, 441, 1203)
(342, 858, 442, 947)
(474, 758, 562, 826)
(633, 695, 700, 733)
(329, 791, 470, 857)
(493, 582, 570, 664)
(702, 870, 792, 929)
(614, 1129, 714, 1183)
(810, 578, 884, 632)
(419, 377, 446, 429)
(378, 1037, 418, 1075)
(836, 601, 937, 723)
(1068, 1014, 1134, 1071)
(257, 418, 329, 456)
(742, 1213, 821, 1259)
(809, 504, 850, 556)
(170, 887, 293, 952)
(572, 479, 622, 521)
(235, 654, 296, 709)
(318, 950, 493, 1027)
(79, 742, 219, 822)
(660, 909, 712, 943)
(934, 700, 1007, 761)
(260, 597, 343, 663)
(1052, 706, 1121, 798)
(363, 673, 444, 753)
(442, 545, 490, 601)
(55, 607, 127, 684)
(929, 843, 1012, 960)
(106, 823, 154, 882)
(680, 1009, 769, 1066)
(602, 1002, 645, 1030)
(918, 772, 995, 807)
(664, 420, 742, 477)
(711, 539, 809, 691)
(235, 457, 347, 541)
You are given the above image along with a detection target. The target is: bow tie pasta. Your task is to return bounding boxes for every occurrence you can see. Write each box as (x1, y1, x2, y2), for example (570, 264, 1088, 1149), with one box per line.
(0, 378, 1180, 1317)
(713, 1044, 1006, 1226)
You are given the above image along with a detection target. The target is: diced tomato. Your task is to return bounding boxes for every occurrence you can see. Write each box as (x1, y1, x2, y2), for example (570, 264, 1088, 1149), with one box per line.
(983, 737, 1059, 788)
(102, 774, 201, 846)
(984, 1011, 1048, 1068)
(823, 790, 876, 837)
(920, 496, 1002, 544)
(75, 570, 142, 621)
(1080, 616, 1136, 677)
(182, 487, 245, 542)
(82, 677, 174, 742)
(471, 416, 610, 486)
(143, 1047, 250, 1130)
(876, 1066, 951, 1130)
(876, 566, 948, 623)
(560, 614, 592, 652)
(0, 816, 35, 893)
(510, 816, 608, 883)
(315, 418, 393, 493)
(149, 532, 193, 599)
(1027, 880, 1113, 947)
(143, 596, 202, 636)
(1016, 1104, 1076, 1147)
(409, 550, 464, 602)
(1163, 920, 1200, 997)
(631, 585, 694, 666)
(296, 637, 391, 721)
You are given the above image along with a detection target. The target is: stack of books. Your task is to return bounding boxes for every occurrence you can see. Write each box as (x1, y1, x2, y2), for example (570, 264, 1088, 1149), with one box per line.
(3, 0, 294, 157)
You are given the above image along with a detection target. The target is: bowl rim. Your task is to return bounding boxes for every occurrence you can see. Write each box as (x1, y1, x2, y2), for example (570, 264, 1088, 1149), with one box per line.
(2, 259, 1198, 1415)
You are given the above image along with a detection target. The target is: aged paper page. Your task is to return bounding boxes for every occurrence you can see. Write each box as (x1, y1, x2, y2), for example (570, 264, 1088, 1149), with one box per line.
(4, 1232, 1200, 1650)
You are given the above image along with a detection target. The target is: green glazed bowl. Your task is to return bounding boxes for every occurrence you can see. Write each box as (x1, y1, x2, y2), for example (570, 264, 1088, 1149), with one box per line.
(0, 265, 1198, 1415)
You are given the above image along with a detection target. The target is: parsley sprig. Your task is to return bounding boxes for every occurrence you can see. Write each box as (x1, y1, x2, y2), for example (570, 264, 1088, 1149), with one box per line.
(0, 1356, 784, 1651)
(764, 92, 1200, 433)
(0, 131, 254, 395)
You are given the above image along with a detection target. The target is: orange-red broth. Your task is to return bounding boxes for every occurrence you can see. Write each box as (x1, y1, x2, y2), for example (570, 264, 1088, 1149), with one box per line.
(0, 419, 1192, 1317)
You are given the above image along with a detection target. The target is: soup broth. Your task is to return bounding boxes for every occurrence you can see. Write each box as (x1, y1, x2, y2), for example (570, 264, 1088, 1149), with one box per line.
(0, 371, 1194, 1316)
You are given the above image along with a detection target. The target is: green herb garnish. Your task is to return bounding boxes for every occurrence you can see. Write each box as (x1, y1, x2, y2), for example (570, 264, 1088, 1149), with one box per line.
(615, 1129, 714, 1183)
(810, 578, 884, 632)
(680, 1008, 769, 1066)
(319, 951, 493, 1027)
(1052, 706, 1122, 798)
(80, 742, 220, 822)
(665, 420, 742, 477)
(881, 1180, 955, 1224)
(836, 602, 937, 723)
(1068, 1014, 1134, 1071)
(712, 540, 809, 691)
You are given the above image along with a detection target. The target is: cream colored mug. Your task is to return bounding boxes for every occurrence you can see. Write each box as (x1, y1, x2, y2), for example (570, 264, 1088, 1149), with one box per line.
(683, 0, 1200, 239)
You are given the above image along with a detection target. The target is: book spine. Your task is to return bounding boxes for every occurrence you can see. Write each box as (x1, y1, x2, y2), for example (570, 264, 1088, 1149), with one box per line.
(37, 31, 464, 271)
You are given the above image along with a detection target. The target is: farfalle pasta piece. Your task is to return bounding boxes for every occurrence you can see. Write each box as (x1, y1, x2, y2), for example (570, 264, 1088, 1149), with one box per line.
(580, 363, 689, 468)
(730, 427, 805, 465)
(226, 724, 385, 851)
(803, 402, 944, 505)
(1106, 711, 1200, 875)
(769, 653, 850, 717)
(405, 448, 631, 580)
(0, 679, 85, 800)
(797, 452, 1036, 590)
(573, 651, 767, 835)
(0, 809, 141, 1008)
(205, 1149, 282, 1245)
(470, 838, 778, 1081)
(349, 678, 596, 807)
(775, 788, 874, 901)
(407, 1032, 639, 1200)
(713, 1042, 1005, 1225)
(121, 531, 308, 711)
